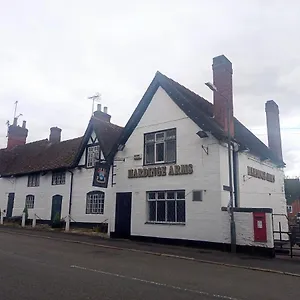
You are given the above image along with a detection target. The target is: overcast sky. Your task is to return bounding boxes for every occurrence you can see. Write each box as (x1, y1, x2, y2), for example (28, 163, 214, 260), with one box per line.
(0, 0, 299, 176)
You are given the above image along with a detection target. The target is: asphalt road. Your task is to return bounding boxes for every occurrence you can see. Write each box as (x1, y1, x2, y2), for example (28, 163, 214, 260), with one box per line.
(0, 231, 299, 300)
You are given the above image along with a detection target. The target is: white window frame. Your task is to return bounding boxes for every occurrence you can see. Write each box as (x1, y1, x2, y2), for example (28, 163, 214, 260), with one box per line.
(147, 190, 185, 224)
(86, 191, 105, 214)
(25, 195, 35, 209)
(144, 129, 176, 165)
(28, 173, 40, 187)
(86, 145, 100, 168)
(52, 171, 66, 185)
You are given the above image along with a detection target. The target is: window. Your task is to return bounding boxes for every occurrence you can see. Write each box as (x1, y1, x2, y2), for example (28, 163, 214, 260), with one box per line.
(193, 190, 203, 202)
(25, 195, 35, 209)
(86, 145, 100, 168)
(147, 190, 185, 224)
(86, 191, 105, 214)
(52, 171, 66, 185)
(144, 129, 176, 165)
(28, 173, 40, 187)
(287, 205, 293, 214)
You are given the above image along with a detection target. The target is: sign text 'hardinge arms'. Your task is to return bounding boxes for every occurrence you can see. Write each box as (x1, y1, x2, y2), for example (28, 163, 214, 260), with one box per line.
(128, 164, 193, 178)
(247, 166, 275, 183)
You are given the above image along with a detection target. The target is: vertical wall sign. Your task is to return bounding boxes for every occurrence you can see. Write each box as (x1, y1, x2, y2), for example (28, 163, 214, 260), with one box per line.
(93, 162, 110, 188)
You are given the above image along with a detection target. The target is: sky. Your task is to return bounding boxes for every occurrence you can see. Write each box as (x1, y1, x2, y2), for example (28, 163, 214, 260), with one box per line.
(0, 0, 299, 176)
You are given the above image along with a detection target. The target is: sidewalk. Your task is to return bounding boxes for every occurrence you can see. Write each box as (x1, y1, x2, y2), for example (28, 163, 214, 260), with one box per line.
(1, 225, 300, 276)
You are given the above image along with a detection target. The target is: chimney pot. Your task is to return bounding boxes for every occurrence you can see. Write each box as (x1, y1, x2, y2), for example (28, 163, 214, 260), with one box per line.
(49, 127, 62, 143)
(13, 117, 17, 126)
(97, 104, 102, 111)
(22, 120, 26, 128)
(103, 106, 108, 114)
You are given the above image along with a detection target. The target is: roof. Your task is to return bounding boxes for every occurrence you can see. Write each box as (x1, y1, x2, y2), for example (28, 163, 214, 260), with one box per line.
(0, 117, 123, 177)
(108, 71, 284, 166)
(74, 116, 123, 165)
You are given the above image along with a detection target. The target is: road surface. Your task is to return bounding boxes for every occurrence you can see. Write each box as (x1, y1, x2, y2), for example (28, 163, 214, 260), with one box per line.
(0, 230, 298, 300)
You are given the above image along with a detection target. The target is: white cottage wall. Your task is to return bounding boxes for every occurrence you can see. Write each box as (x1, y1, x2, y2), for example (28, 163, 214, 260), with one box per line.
(114, 86, 225, 243)
(0, 173, 71, 220)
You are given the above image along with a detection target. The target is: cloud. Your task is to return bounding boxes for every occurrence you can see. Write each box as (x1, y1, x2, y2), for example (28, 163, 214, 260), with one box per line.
(0, 0, 299, 175)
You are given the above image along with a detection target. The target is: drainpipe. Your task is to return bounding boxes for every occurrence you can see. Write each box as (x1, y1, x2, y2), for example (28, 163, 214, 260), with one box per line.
(67, 170, 74, 215)
(232, 142, 240, 208)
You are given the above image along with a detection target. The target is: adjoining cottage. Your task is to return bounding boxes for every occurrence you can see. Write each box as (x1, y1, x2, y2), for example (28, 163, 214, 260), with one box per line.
(0, 105, 122, 227)
(0, 55, 289, 254)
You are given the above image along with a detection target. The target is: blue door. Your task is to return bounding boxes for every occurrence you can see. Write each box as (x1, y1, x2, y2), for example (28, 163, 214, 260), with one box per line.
(6, 193, 15, 218)
(51, 195, 62, 223)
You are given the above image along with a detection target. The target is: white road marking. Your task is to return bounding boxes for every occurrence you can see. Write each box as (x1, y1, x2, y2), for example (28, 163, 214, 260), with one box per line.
(70, 264, 241, 300)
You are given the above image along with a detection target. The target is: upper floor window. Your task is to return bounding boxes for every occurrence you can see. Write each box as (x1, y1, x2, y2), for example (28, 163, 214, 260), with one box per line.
(25, 195, 35, 209)
(28, 173, 40, 187)
(52, 171, 66, 185)
(287, 205, 293, 214)
(144, 129, 176, 165)
(86, 145, 100, 168)
(86, 191, 105, 214)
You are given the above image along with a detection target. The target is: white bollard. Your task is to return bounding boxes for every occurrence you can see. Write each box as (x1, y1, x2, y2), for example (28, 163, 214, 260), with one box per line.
(65, 215, 70, 232)
(32, 213, 36, 228)
(107, 219, 110, 238)
(0, 211, 3, 225)
(21, 212, 26, 227)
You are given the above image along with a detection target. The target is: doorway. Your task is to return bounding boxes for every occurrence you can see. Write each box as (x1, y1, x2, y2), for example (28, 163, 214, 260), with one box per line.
(6, 193, 15, 218)
(114, 192, 132, 238)
(51, 195, 62, 223)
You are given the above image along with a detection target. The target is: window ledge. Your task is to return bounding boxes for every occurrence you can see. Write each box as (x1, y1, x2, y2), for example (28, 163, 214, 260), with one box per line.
(145, 221, 186, 226)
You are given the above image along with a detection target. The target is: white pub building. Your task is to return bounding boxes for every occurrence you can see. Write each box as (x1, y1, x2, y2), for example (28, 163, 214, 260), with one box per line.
(0, 55, 288, 255)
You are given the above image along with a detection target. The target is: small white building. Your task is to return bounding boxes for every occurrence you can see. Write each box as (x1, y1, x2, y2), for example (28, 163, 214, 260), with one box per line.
(0, 55, 288, 254)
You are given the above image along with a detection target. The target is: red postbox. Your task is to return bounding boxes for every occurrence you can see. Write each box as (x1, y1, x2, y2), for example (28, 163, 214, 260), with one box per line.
(253, 212, 267, 242)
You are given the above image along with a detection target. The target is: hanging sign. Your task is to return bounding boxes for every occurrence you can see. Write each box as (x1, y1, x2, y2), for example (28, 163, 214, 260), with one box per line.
(93, 162, 110, 188)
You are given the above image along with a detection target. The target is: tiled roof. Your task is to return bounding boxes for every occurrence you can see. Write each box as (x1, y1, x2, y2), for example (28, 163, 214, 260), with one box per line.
(108, 71, 284, 166)
(0, 117, 123, 176)
(0, 137, 83, 176)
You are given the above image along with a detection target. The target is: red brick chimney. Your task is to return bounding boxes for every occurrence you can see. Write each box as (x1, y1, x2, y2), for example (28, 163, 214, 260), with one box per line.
(212, 55, 234, 136)
(49, 127, 62, 143)
(265, 100, 283, 161)
(7, 118, 28, 150)
(93, 104, 111, 122)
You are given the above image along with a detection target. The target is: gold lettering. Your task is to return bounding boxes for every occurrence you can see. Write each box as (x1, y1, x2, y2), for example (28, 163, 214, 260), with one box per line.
(156, 167, 162, 176)
(133, 169, 138, 178)
(174, 165, 180, 175)
(180, 165, 188, 174)
(162, 166, 167, 176)
(188, 164, 193, 174)
(138, 169, 143, 178)
(143, 168, 148, 177)
(169, 165, 174, 175)
(149, 168, 155, 177)
(128, 169, 133, 178)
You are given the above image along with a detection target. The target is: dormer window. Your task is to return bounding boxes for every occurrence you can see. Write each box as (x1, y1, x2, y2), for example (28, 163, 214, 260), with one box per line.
(144, 129, 176, 165)
(86, 145, 100, 168)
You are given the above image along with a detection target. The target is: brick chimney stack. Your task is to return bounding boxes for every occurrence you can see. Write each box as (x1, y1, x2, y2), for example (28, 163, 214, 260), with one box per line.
(49, 127, 62, 143)
(212, 55, 234, 136)
(7, 118, 28, 150)
(94, 104, 111, 122)
(265, 100, 283, 161)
